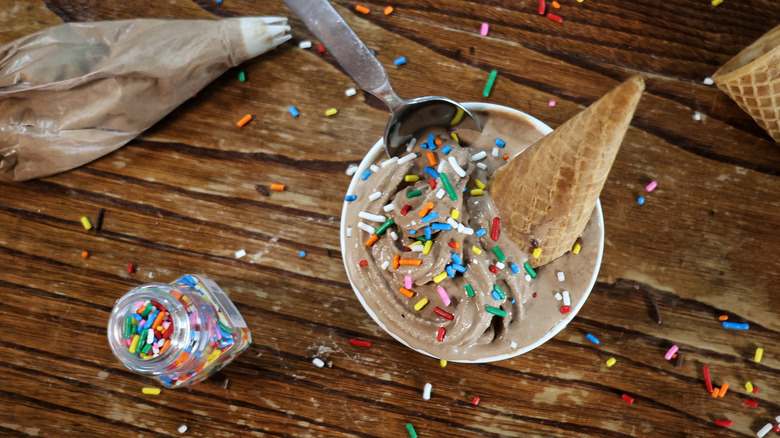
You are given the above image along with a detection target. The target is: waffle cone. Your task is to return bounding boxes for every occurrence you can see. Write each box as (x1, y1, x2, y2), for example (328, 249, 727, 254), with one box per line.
(490, 76, 645, 267)
(712, 24, 780, 142)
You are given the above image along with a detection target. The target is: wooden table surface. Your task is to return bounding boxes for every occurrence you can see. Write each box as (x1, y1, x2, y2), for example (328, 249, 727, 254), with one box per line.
(3, 0, 780, 436)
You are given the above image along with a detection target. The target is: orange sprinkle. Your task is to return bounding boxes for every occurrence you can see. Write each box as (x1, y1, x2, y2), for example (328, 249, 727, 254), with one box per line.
(718, 315, 728, 321)
(452, 241, 460, 249)
(427, 151, 437, 166)
(718, 383, 729, 397)
(356, 4, 370, 14)
(552, 0, 560, 7)
(434, 138, 442, 146)
(236, 114, 252, 127)
(81, 251, 89, 259)
(270, 184, 285, 191)
(399, 258, 422, 266)
(399, 287, 415, 298)
(419, 201, 435, 218)
(711, 387, 720, 397)
(365, 234, 379, 247)
(171, 290, 182, 299)
(502, 153, 509, 160)
(159, 339, 171, 354)
(393, 254, 401, 269)
(384, 5, 394, 15)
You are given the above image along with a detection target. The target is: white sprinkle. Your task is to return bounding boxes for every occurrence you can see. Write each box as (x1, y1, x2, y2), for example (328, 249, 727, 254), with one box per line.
(383, 203, 395, 212)
(407, 138, 417, 152)
(347, 227, 353, 237)
(757, 423, 773, 438)
(369, 164, 379, 172)
(381, 157, 399, 168)
(234, 249, 246, 259)
(703, 77, 714, 85)
(437, 160, 447, 173)
(410, 244, 424, 252)
(471, 151, 487, 161)
(346, 164, 358, 176)
(776, 415, 780, 423)
(368, 191, 383, 201)
(298, 40, 312, 49)
(359, 211, 386, 222)
(389, 231, 398, 240)
(557, 271, 565, 282)
(462, 227, 474, 235)
(554, 292, 563, 301)
(357, 222, 376, 234)
(398, 153, 418, 164)
(525, 274, 532, 281)
(312, 358, 325, 368)
(178, 425, 188, 434)
(435, 189, 446, 199)
(457, 224, 465, 233)
(448, 156, 467, 177)
(447, 218, 459, 228)
(147, 328, 154, 344)
(495, 262, 505, 269)
(693, 112, 702, 121)
(476, 162, 487, 170)
(381, 260, 390, 270)
(422, 383, 432, 400)
(510, 341, 518, 349)
(563, 291, 571, 306)
(492, 147, 499, 157)
(345, 87, 357, 96)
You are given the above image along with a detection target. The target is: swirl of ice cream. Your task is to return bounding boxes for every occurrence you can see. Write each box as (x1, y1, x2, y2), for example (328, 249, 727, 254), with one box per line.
(341, 105, 603, 362)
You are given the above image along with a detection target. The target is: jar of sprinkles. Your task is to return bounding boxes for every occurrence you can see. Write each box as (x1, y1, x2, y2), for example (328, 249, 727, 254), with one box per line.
(107, 274, 251, 387)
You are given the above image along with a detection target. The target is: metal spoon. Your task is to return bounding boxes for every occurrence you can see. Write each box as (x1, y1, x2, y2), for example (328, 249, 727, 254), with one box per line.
(283, 0, 482, 157)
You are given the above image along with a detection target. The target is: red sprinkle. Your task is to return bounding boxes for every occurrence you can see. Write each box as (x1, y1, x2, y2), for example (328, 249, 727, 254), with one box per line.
(714, 420, 733, 427)
(547, 12, 563, 23)
(400, 205, 411, 216)
(403, 247, 411, 252)
(538, 0, 545, 14)
(491, 217, 500, 241)
(433, 307, 454, 320)
(471, 396, 480, 406)
(489, 266, 499, 274)
(429, 178, 437, 189)
(127, 263, 135, 274)
(560, 305, 571, 314)
(773, 424, 779, 433)
(448, 242, 458, 249)
(532, 293, 537, 298)
(349, 339, 371, 347)
(702, 366, 713, 393)
(318, 43, 325, 53)
(621, 394, 634, 404)
(437, 327, 446, 342)
(744, 399, 758, 407)
(752, 386, 759, 394)
(359, 260, 368, 267)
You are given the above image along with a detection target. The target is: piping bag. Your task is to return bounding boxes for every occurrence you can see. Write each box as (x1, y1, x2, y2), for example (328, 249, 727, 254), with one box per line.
(0, 17, 291, 181)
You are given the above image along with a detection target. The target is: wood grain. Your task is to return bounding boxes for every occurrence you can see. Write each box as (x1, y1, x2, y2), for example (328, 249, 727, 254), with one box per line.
(2, 0, 780, 436)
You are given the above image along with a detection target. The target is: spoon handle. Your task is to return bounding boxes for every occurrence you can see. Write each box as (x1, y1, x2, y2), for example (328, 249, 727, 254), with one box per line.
(283, 0, 404, 109)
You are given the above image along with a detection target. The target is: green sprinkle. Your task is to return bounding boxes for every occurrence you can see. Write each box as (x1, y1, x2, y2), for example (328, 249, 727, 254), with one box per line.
(524, 262, 537, 278)
(492, 246, 506, 262)
(218, 320, 234, 334)
(406, 423, 418, 438)
(123, 316, 133, 339)
(131, 323, 138, 334)
(486, 306, 507, 317)
(413, 236, 428, 243)
(440, 173, 457, 200)
(376, 219, 395, 235)
(238, 71, 246, 82)
(137, 329, 148, 350)
(465, 283, 475, 297)
(483, 70, 498, 98)
(141, 342, 153, 354)
(493, 284, 505, 299)
(140, 303, 153, 319)
(407, 190, 423, 198)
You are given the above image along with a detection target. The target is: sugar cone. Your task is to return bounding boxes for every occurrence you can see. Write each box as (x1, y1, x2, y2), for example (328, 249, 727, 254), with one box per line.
(712, 24, 780, 142)
(489, 76, 645, 267)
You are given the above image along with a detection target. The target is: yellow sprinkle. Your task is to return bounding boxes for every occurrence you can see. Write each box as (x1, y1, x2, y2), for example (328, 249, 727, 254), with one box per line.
(451, 209, 460, 220)
(572, 243, 581, 254)
(128, 334, 140, 353)
(80, 216, 93, 230)
(472, 246, 483, 255)
(474, 179, 486, 190)
(433, 271, 448, 283)
(450, 107, 464, 126)
(142, 387, 161, 395)
(404, 175, 420, 182)
(423, 240, 433, 255)
(414, 297, 429, 311)
(577, 0, 584, 2)
(745, 381, 754, 392)
(755, 347, 764, 363)
(711, 0, 723, 5)
(532, 248, 542, 258)
(410, 242, 423, 248)
(470, 188, 484, 196)
(439, 359, 447, 367)
(606, 357, 617, 367)
(325, 108, 338, 116)
(450, 132, 459, 142)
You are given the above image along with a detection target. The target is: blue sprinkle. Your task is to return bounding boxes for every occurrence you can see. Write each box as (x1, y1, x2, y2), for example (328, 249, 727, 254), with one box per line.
(637, 197, 645, 205)
(428, 142, 437, 151)
(442, 145, 452, 154)
(428, 134, 435, 145)
(371, 50, 377, 56)
(445, 265, 455, 277)
(409, 229, 417, 235)
(495, 138, 506, 147)
(451, 253, 462, 264)
(511, 299, 516, 304)
(492, 290, 501, 300)
(299, 251, 306, 257)
(586, 333, 600, 344)
(722, 321, 749, 330)
(421, 212, 439, 223)
(476, 228, 487, 237)
(431, 223, 452, 231)
(288, 106, 300, 117)
(361, 170, 372, 180)
(394, 57, 407, 66)
(420, 142, 429, 150)
(424, 226, 432, 240)
(510, 263, 520, 274)
(345, 195, 357, 202)
(424, 166, 440, 179)
(452, 263, 467, 273)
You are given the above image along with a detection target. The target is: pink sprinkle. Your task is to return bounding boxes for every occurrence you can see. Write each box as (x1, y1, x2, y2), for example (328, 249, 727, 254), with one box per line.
(646, 180, 658, 192)
(549, 100, 556, 107)
(664, 344, 679, 360)
(404, 275, 413, 289)
(124, 338, 132, 347)
(437, 286, 451, 306)
(480, 22, 489, 36)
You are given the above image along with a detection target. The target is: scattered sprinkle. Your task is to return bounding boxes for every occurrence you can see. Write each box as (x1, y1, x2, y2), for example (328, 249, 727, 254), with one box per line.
(178, 425, 188, 434)
(557, 271, 565, 282)
(754, 347, 763, 362)
(538, 0, 546, 14)
(406, 423, 418, 438)
(270, 183, 285, 191)
(606, 357, 617, 367)
(236, 114, 252, 127)
(693, 112, 702, 121)
(744, 399, 758, 407)
(586, 333, 600, 344)
(757, 423, 773, 438)
(637, 196, 645, 205)
(312, 358, 325, 367)
(722, 321, 749, 330)
(384, 6, 394, 15)
(349, 338, 371, 347)
(440, 359, 447, 367)
(547, 13, 563, 23)
(81, 251, 89, 259)
(483, 70, 498, 97)
(299, 251, 306, 257)
(472, 396, 480, 405)
(325, 108, 338, 116)
(549, 100, 556, 107)
(355, 4, 370, 14)
(394, 57, 407, 66)
(142, 387, 161, 395)
(703, 77, 714, 85)
(289, 106, 300, 117)
(552, 0, 560, 7)
(80, 216, 93, 230)
(703, 365, 713, 393)
(711, 0, 723, 5)
(480, 22, 489, 36)
(645, 180, 658, 192)
(621, 393, 634, 404)
(345, 195, 357, 202)
(422, 382, 433, 400)
(318, 43, 326, 53)
(745, 381, 753, 392)
(345, 87, 357, 97)
(714, 419, 732, 427)
(127, 263, 136, 274)
(238, 71, 246, 82)
(718, 382, 729, 397)
(718, 314, 728, 321)
(664, 344, 679, 360)
(233, 249, 247, 259)
(298, 40, 312, 49)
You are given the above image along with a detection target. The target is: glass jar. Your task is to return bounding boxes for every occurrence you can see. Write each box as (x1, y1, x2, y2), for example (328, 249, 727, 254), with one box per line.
(107, 274, 251, 387)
